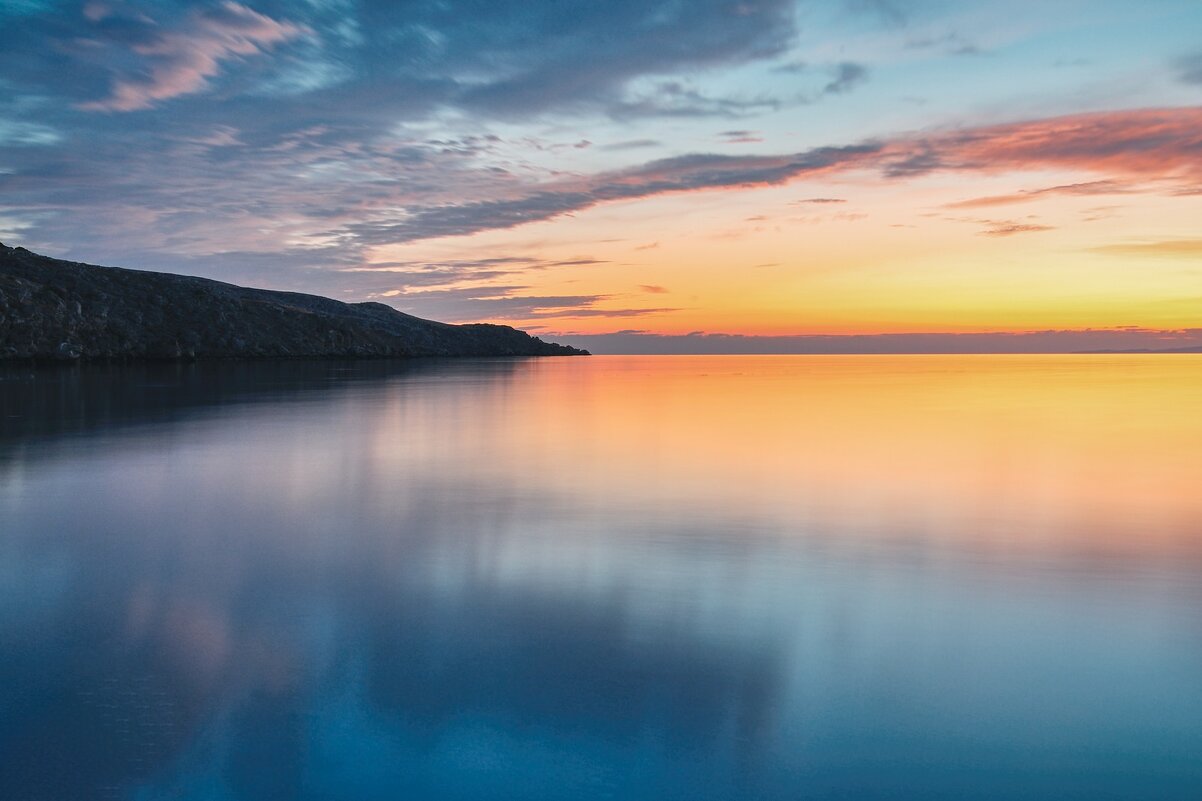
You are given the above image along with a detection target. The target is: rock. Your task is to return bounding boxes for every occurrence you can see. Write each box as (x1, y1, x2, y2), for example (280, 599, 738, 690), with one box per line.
(0, 243, 588, 361)
(57, 341, 82, 359)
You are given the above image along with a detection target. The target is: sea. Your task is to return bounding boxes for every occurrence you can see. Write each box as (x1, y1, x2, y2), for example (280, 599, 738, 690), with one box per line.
(1, 355, 1200, 800)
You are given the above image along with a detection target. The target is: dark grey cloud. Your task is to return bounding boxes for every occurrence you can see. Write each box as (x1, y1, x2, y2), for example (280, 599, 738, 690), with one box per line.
(769, 60, 871, 101)
(719, 129, 763, 143)
(823, 62, 869, 95)
(609, 82, 782, 119)
(428, 0, 798, 117)
(600, 139, 661, 151)
(237, 0, 797, 122)
(340, 144, 883, 244)
(0, 0, 800, 137)
(880, 143, 944, 176)
(1176, 52, 1202, 84)
(772, 59, 808, 74)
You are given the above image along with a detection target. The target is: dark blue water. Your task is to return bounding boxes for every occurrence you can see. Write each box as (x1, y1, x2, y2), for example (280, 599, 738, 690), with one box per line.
(2, 357, 1200, 800)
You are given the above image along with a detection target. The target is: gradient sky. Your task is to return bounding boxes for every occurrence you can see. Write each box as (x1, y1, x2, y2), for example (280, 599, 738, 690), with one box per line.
(2, 0, 1201, 351)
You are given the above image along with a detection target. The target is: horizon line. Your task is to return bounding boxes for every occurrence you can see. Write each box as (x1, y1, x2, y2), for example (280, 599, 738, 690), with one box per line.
(544, 329, 1202, 355)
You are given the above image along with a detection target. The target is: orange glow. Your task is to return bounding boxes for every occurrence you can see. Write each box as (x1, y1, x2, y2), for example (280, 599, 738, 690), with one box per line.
(451, 355, 1202, 559)
(370, 157, 1202, 336)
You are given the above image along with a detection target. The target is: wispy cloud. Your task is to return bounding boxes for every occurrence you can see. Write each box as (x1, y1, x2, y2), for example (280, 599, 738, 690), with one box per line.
(0, 118, 60, 146)
(1090, 238, 1202, 257)
(341, 144, 882, 244)
(905, 32, 980, 56)
(823, 62, 869, 95)
(80, 2, 308, 111)
(845, 0, 908, 28)
(719, 130, 764, 143)
(336, 107, 1202, 246)
(945, 180, 1135, 209)
(1175, 51, 1202, 85)
(978, 221, 1055, 237)
(387, 287, 678, 322)
(600, 139, 661, 151)
(921, 107, 1202, 178)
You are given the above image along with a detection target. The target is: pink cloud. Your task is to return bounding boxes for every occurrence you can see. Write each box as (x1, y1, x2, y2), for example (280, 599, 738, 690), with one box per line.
(944, 180, 1136, 209)
(977, 221, 1055, 237)
(349, 107, 1202, 245)
(81, 2, 307, 112)
(911, 107, 1202, 179)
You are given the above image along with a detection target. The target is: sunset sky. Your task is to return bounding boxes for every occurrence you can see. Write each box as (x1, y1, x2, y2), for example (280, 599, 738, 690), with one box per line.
(2, 0, 1201, 351)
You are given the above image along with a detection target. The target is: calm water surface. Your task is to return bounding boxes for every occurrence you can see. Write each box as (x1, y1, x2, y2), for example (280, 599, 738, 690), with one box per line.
(1, 355, 1200, 800)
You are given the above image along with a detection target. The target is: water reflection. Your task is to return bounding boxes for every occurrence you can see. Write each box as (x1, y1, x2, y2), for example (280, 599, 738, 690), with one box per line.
(1, 356, 1200, 800)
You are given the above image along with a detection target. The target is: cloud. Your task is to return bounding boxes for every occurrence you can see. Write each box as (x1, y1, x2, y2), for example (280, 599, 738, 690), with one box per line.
(385, 286, 678, 322)
(16, 104, 1180, 265)
(609, 82, 782, 119)
(80, 2, 307, 111)
(1175, 52, 1202, 85)
(639, 285, 669, 293)
(335, 107, 1202, 246)
(845, 0, 907, 28)
(772, 59, 807, 74)
(1090, 239, 1202, 257)
(341, 144, 882, 244)
(600, 139, 662, 151)
(823, 62, 869, 95)
(355, 255, 605, 274)
(0, 118, 60, 146)
(719, 130, 763, 143)
(442, 0, 798, 117)
(1, 0, 1191, 322)
(978, 221, 1055, 237)
(904, 32, 980, 56)
(0, 0, 843, 133)
(945, 180, 1135, 208)
(916, 107, 1202, 178)
(0, 0, 52, 18)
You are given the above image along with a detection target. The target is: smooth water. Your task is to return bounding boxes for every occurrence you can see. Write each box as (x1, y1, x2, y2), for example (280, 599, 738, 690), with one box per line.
(1, 355, 1200, 800)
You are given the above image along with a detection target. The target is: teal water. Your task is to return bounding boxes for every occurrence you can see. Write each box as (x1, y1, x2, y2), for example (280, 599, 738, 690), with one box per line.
(1, 356, 1200, 800)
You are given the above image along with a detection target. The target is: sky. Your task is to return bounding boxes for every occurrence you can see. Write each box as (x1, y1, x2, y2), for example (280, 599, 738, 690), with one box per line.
(1, 0, 1201, 352)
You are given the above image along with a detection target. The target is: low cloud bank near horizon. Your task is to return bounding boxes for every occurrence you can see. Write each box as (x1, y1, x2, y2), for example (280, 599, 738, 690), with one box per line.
(552, 328, 1202, 354)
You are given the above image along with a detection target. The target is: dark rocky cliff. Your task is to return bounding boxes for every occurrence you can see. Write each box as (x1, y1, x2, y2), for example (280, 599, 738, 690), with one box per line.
(0, 243, 586, 360)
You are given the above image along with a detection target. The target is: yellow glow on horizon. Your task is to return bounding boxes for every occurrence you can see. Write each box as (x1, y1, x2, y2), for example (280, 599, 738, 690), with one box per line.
(367, 168, 1202, 336)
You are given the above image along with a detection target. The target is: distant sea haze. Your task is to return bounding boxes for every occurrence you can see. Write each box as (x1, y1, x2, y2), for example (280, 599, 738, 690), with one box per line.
(556, 329, 1202, 355)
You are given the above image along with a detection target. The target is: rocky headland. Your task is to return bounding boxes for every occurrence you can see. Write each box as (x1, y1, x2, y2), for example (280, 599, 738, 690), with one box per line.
(0, 243, 586, 360)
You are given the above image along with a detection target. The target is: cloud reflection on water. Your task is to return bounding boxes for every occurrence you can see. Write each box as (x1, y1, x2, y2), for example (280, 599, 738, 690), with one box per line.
(1, 356, 1200, 800)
